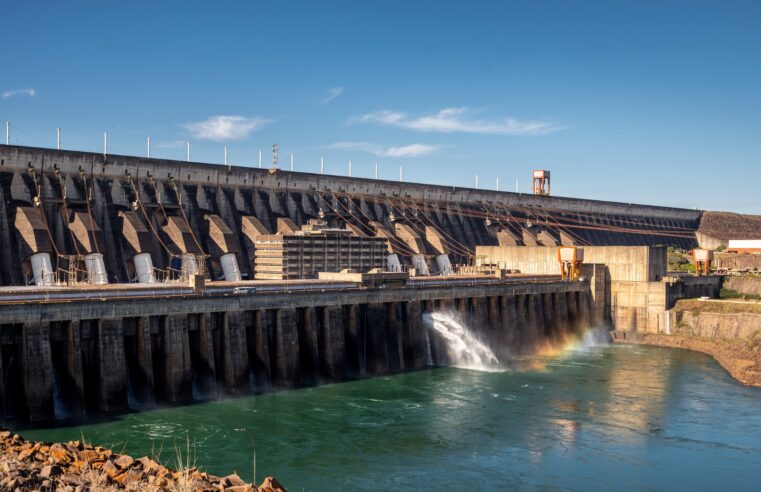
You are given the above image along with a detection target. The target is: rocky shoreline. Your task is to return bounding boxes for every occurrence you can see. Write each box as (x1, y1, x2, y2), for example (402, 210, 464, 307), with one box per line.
(0, 428, 286, 491)
(613, 331, 761, 387)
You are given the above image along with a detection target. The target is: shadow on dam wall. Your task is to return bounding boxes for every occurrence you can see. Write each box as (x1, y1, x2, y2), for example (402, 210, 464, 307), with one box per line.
(0, 145, 700, 287)
(1, 290, 593, 425)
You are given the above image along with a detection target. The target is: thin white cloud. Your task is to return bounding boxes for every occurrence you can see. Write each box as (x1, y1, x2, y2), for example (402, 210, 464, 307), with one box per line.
(183, 115, 270, 141)
(2, 88, 36, 99)
(325, 141, 439, 158)
(350, 107, 561, 135)
(321, 86, 344, 105)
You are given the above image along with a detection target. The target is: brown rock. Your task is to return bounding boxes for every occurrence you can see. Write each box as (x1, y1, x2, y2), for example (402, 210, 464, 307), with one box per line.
(114, 454, 135, 469)
(101, 459, 120, 478)
(223, 473, 247, 486)
(115, 469, 143, 486)
(137, 456, 162, 472)
(40, 464, 62, 478)
(79, 449, 101, 462)
(49, 443, 72, 464)
(227, 486, 256, 492)
(17, 448, 34, 461)
(259, 476, 287, 492)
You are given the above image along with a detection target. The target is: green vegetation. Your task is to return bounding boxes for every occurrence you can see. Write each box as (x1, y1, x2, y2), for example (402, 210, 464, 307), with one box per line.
(667, 247, 695, 272)
(720, 288, 761, 301)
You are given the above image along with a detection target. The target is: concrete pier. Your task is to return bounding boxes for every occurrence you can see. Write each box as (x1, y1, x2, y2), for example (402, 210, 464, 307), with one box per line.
(0, 279, 589, 422)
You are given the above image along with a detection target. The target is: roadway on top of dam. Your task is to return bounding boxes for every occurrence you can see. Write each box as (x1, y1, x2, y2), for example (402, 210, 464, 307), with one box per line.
(0, 275, 585, 324)
(0, 144, 702, 220)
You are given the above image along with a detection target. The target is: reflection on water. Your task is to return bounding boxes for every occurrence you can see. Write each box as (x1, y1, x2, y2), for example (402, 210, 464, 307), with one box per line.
(21, 344, 761, 491)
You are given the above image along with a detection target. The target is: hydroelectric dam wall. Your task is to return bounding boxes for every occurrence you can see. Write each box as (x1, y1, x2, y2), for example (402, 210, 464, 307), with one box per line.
(0, 144, 702, 423)
(0, 145, 701, 286)
(0, 278, 590, 422)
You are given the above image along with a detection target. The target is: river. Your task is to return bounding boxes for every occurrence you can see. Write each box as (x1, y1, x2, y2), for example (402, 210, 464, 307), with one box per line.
(21, 343, 761, 491)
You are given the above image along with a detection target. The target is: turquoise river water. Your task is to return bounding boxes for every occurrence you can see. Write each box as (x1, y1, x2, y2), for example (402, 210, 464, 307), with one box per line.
(21, 343, 761, 491)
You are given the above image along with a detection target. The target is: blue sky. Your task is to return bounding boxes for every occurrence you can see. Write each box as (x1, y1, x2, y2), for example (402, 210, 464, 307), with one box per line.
(2, 1, 759, 213)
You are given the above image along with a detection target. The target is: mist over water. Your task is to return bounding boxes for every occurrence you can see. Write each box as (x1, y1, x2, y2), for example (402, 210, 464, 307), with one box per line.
(21, 336, 761, 491)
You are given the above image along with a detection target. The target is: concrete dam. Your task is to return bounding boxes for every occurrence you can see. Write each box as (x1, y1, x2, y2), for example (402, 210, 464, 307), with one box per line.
(0, 145, 713, 423)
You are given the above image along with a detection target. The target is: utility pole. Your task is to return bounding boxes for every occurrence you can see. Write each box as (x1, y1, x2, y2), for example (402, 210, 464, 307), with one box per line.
(5, 122, 9, 145)
(224, 145, 228, 165)
(57, 128, 61, 150)
(187, 142, 191, 162)
(147, 137, 151, 158)
(103, 132, 108, 157)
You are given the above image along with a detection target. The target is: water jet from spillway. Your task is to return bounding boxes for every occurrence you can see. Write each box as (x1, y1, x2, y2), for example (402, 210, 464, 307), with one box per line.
(423, 312, 502, 372)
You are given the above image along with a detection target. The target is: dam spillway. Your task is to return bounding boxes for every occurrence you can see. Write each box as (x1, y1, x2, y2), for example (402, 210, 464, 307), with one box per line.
(0, 277, 591, 422)
(0, 144, 718, 424)
(0, 144, 701, 287)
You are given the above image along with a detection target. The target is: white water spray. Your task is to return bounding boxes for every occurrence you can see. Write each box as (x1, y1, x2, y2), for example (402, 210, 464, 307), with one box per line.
(423, 329, 433, 366)
(423, 312, 501, 371)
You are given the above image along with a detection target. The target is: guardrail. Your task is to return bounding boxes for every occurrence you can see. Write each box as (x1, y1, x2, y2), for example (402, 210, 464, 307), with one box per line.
(0, 275, 575, 305)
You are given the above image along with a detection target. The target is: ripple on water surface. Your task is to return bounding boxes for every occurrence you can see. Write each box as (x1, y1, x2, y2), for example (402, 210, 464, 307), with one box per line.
(20, 345, 761, 492)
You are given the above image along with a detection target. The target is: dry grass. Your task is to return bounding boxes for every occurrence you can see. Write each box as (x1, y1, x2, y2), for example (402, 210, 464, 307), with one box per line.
(675, 299, 761, 315)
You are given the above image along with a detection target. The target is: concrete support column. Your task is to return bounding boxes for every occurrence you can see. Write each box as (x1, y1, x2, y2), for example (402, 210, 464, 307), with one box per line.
(344, 304, 365, 377)
(135, 317, 155, 404)
(250, 310, 273, 388)
(542, 293, 555, 340)
(366, 303, 390, 376)
(487, 296, 500, 346)
(300, 307, 321, 384)
(160, 315, 193, 403)
(321, 305, 346, 381)
(456, 298, 469, 325)
(220, 312, 250, 393)
(21, 322, 54, 422)
(386, 303, 404, 373)
(403, 301, 429, 369)
(498, 296, 518, 355)
(95, 319, 128, 412)
(532, 294, 546, 344)
(64, 321, 85, 415)
(577, 291, 592, 329)
(190, 314, 216, 398)
(555, 291, 570, 337)
(520, 294, 539, 350)
(274, 308, 300, 387)
(566, 291, 579, 333)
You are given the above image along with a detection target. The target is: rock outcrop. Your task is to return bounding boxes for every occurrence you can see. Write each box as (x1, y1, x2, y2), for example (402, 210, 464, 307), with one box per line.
(0, 429, 286, 491)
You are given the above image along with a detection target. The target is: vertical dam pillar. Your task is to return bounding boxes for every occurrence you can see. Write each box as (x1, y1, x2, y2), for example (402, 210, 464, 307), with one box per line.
(274, 308, 300, 387)
(320, 305, 346, 381)
(64, 321, 85, 415)
(21, 322, 54, 422)
(159, 315, 193, 402)
(94, 319, 128, 412)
